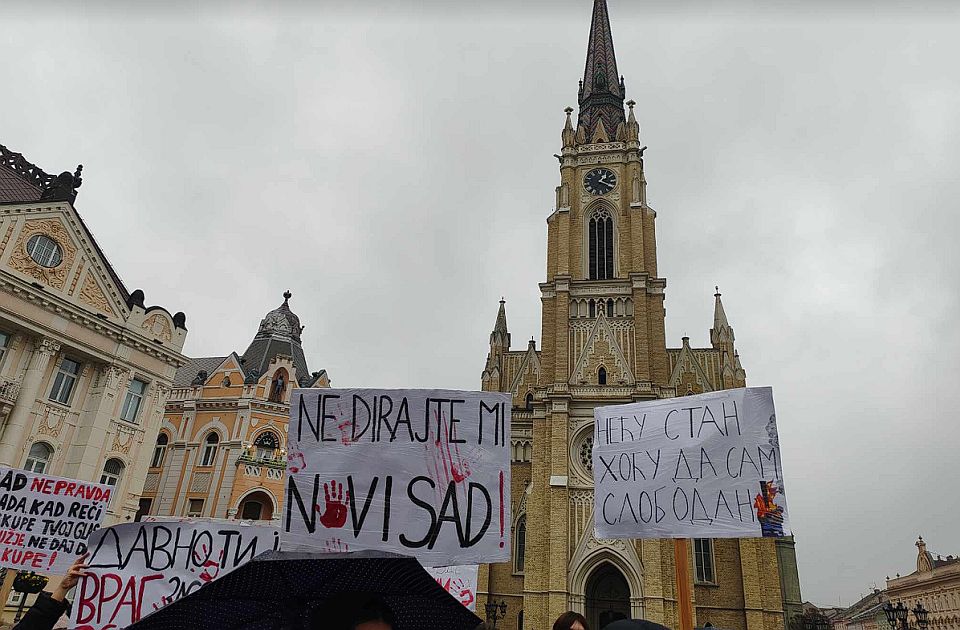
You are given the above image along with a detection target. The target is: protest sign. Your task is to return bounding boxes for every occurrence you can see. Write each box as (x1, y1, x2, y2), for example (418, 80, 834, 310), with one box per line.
(284, 388, 512, 566)
(0, 466, 111, 573)
(425, 564, 479, 611)
(71, 520, 280, 630)
(594, 387, 790, 539)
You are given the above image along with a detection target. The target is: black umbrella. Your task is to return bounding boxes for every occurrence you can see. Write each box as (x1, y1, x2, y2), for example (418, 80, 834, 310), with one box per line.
(603, 621, 673, 630)
(127, 551, 483, 630)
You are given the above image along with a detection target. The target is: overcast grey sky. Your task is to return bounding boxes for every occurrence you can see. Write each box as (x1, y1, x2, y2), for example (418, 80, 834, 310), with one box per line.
(3, 0, 959, 608)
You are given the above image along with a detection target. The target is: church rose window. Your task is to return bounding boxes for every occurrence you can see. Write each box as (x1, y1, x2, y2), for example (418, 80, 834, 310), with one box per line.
(579, 435, 594, 473)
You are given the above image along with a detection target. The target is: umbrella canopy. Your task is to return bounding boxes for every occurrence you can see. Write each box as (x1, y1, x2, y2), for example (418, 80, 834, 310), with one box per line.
(127, 551, 483, 630)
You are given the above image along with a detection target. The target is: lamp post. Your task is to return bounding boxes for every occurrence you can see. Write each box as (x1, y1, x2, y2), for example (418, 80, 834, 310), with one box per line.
(484, 599, 508, 628)
(801, 612, 832, 630)
(883, 601, 929, 630)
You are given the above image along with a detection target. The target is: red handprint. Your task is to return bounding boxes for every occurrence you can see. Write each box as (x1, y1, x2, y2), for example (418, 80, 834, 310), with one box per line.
(453, 578, 475, 608)
(314, 480, 349, 529)
(426, 412, 472, 489)
(323, 538, 349, 553)
(337, 419, 352, 445)
(192, 543, 223, 583)
(152, 595, 174, 611)
(287, 450, 307, 473)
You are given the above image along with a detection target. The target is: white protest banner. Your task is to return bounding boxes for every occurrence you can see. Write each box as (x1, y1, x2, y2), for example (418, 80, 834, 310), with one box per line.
(0, 466, 111, 573)
(425, 564, 479, 611)
(284, 388, 512, 566)
(71, 520, 280, 630)
(594, 387, 790, 539)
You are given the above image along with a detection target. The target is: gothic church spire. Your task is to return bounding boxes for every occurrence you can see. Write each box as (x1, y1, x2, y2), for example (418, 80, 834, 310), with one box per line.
(491, 298, 510, 349)
(710, 287, 734, 350)
(577, 0, 627, 144)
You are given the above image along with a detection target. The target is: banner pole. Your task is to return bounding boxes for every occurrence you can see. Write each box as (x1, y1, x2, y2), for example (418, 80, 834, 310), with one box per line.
(674, 538, 694, 630)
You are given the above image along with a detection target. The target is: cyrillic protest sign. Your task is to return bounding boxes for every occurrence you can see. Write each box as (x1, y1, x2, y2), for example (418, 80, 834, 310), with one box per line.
(425, 564, 479, 611)
(71, 520, 280, 630)
(594, 387, 790, 539)
(284, 388, 512, 566)
(0, 466, 110, 573)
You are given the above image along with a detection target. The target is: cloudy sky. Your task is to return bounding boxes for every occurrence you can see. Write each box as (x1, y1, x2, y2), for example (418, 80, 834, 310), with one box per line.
(3, 0, 959, 608)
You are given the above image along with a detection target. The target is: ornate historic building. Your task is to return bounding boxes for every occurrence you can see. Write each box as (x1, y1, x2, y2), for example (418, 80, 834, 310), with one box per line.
(0, 143, 187, 519)
(142, 292, 329, 523)
(478, 3, 801, 630)
(885, 538, 960, 630)
(0, 142, 188, 619)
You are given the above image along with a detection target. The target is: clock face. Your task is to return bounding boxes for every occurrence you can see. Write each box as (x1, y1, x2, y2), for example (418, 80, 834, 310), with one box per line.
(583, 168, 617, 195)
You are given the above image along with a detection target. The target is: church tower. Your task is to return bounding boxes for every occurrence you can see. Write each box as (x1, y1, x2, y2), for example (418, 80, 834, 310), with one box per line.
(479, 3, 800, 630)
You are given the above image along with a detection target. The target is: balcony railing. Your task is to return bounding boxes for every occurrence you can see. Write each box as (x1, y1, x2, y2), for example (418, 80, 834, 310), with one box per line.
(0, 379, 21, 406)
(235, 452, 286, 471)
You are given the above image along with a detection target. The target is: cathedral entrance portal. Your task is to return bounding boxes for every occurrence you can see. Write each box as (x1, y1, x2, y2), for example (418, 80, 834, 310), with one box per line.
(585, 563, 631, 630)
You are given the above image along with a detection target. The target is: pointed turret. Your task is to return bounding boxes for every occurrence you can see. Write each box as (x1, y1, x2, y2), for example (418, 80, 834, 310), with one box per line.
(491, 297, 510, 349)
(577, 0, 627, 144)
(710, 287, 735, 351)
(482, 299, 511, 389)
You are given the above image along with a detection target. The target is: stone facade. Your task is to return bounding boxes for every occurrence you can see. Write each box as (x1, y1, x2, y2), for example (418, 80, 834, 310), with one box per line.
(0, 142, 187, 621)
(886, 538, 960, 630)
(477, 3, 800, 630)
(143, 293, 330, 522)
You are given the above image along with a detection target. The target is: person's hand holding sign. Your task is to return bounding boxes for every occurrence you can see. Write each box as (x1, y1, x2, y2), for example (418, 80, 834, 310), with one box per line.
(316, 480, 349, 529)
(53, 553, 88, 602)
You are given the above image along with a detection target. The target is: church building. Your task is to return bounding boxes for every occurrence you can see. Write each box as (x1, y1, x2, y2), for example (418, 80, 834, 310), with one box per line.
(478, 3, 802, 630)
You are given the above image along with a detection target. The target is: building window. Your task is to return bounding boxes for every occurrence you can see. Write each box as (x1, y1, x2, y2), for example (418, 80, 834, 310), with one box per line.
(588, 299, 596, 318)
(607, 299, 614, 317)
(0, 331, 10, 367)
(120, 378, 147, 423)
(525, 392, 534, 411)
(514, 516, 526, 573)
(49, 357, 81, 405)
(26, 234, 63, 268)
(598, 366, 607, 385)
(200, 432, 219, 466)
(100, 458, 124, 487)
(694, 538, 716, 584)
(588, 208, 614, 280)
(135, 498, 152, 522)
(187, 499, 204, 517)
(24, 442, 53, 474)
(151, 433, 168, 468)
(222, 376, 231, 387)
(254, 431, 280, 460)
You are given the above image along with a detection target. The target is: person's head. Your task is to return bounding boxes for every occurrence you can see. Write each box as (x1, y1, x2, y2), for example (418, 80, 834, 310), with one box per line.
(349, 597, 395, 630)
(554, 611, 591, 630)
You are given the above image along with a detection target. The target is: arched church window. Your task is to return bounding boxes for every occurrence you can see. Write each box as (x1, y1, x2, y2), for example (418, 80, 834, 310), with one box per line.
(588, 208, 614, 280)
(514, 516, 526, 574)
(588, 299, 596, 318)
(607, 299, 614, 317)
(525, 392, 534, 411)
(598, 366, 607, 385)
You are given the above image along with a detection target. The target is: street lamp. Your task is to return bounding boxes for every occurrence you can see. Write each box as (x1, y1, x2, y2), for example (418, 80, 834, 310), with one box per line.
(484, 599, 508, 628)
(801, 612, 832, 630)
(883, 601, 929, 630)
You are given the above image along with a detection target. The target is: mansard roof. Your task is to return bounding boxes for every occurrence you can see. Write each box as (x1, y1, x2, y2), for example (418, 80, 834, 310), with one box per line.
(0, 141, 133, 303)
